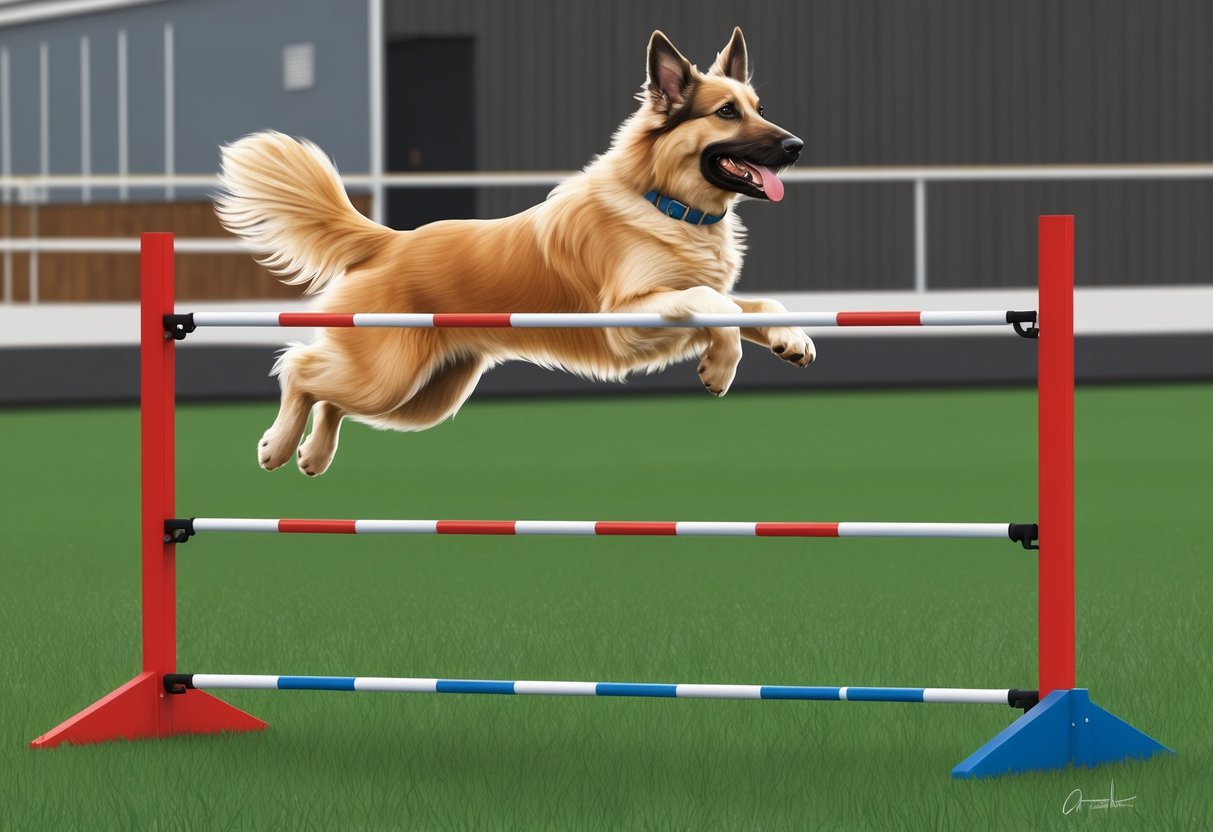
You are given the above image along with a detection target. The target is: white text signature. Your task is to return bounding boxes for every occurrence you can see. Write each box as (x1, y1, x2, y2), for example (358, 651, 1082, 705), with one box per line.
(1062, 781, 1136, 814)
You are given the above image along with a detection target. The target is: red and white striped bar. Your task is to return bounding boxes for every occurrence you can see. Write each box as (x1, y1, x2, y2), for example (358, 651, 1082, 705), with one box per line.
(186, 518, 1023, 540)
(186, 310, 1026, 329)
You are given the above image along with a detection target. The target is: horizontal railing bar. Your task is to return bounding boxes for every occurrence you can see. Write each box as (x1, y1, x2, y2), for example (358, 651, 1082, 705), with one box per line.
(180, 518, 1026, 541)
(0, 238, 249, 254)
(168, 673, 1025, 705)
(5, 162, 1213, 192)
(184, 311, 1025, 329)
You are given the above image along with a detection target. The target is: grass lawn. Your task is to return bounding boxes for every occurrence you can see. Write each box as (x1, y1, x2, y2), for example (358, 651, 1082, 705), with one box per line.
(2, 385, 1209, 829)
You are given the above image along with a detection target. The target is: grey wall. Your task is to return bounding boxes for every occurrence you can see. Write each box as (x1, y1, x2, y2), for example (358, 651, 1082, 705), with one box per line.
(0, 0, 370, 201)
(387, 0, 1213, 291)
(4, 1, 1211, 292)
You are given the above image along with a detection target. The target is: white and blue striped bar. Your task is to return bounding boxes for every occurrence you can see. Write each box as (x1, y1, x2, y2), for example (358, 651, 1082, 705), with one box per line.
(174, 674, 1016, 705)
(187, 310, 1023, 329)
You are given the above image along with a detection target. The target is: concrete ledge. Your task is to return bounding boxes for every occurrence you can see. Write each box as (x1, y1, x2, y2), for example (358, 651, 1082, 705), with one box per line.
(3, 334, 1209, 406)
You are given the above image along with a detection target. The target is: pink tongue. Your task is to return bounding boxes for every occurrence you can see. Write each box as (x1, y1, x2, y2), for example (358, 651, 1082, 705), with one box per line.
(748, 163, 784, 202)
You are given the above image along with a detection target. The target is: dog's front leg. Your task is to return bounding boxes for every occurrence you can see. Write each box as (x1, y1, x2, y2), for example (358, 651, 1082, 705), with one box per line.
(613, 287, 744, 396)
(731, 296, 816, 367)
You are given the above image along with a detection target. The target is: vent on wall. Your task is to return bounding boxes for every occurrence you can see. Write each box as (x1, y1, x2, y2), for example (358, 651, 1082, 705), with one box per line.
(283, 43, 314, 92)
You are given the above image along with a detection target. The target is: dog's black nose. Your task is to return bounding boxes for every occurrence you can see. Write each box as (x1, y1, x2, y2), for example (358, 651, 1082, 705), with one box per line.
(781, 136, 804, 160)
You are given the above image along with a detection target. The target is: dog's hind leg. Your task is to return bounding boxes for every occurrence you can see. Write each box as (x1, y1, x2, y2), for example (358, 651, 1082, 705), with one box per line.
(271, 331, 472, 474)
(259, 350, 315, 470)
(364, 354, 486, 433)
(296, 359, 481, 477)
(262, 332, 437, 472)
(297, 401, 346, 477)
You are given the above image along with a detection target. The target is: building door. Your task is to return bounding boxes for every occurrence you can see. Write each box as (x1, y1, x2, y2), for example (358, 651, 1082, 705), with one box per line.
(385, 37, 476, 230)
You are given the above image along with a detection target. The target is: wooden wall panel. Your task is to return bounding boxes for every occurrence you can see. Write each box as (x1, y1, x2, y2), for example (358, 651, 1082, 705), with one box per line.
(2, 197, 371, 301)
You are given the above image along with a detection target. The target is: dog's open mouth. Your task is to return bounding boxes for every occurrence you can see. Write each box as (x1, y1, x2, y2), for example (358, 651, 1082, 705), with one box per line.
(703, 149, 786, 202)
(714, 157, 785, 202)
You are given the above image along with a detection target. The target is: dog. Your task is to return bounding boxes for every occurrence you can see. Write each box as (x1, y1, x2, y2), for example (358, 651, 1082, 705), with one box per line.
(216, 27, 811, 476)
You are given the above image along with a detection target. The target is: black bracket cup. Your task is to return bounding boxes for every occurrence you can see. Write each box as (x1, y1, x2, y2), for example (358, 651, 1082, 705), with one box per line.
(1008, 523, 1040, 550)
(1007, 310, 1039, 339)
(164, 518, 196, 545)
(1008, 688, 1040, 712)
(163, 674, 193, 695)
(163, 313, 196, 341)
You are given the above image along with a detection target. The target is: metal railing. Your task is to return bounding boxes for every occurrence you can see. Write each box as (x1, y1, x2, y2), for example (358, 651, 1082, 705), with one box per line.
(4, 163, 1213, 303)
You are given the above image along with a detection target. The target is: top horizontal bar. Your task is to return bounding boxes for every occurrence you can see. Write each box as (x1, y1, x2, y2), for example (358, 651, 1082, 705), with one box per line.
(181, 310, 1032, 329)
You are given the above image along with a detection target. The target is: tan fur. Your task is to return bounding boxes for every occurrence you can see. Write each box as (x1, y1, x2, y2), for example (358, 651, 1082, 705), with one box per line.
(220, 28, 814, 476)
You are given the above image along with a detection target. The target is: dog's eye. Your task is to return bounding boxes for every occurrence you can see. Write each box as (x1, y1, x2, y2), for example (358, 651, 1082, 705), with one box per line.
(716, 104, 738, 119)
(758, 105, 765, 116)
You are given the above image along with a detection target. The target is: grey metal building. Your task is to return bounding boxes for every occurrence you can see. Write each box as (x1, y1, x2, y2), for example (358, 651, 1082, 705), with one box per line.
(2, 0, 1211, 293)
(0, 0, 371, 190)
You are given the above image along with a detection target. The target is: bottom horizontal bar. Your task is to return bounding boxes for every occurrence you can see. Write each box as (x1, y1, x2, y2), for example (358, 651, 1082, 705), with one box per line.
(168, 674, 1024, 706)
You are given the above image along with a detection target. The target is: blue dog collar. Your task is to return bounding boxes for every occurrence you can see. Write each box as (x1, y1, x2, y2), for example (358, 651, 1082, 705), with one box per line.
(643, 190, 724, 226)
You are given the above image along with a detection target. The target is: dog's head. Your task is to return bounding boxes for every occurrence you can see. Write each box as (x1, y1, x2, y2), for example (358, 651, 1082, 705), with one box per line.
(633, 28, 802, 212)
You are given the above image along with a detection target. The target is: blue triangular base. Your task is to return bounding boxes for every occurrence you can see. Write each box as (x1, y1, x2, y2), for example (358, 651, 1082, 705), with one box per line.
(953, 689, 1173, 779)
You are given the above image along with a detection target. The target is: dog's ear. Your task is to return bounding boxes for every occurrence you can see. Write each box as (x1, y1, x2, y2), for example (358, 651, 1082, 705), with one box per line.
(710, 27, 748, 83)
(646, 31, 695, 113)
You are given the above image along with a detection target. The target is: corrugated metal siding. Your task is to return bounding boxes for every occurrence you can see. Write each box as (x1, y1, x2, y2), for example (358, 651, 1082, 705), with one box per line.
(931, 181, 1213, 288)
(387, 0, 1213, 291)
(0, 0, 371, 199)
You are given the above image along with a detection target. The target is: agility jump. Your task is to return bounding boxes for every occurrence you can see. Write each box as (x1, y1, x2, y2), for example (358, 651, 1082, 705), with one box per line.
(31, 215, 1171, 778)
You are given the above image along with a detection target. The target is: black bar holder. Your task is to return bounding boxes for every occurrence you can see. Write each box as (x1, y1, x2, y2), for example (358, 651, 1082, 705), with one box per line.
(163, 313, 196, 341)
(163, 673, 194, 695)
(1008, 523, 1039, 550)
(1008, 688, 1040, 712)
(1007, 310, 1039, 339)
(164, 518, 196, 544)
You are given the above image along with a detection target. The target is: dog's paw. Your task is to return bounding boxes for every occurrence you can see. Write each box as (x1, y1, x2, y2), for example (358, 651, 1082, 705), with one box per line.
(696, 346, 741, 397)
(257, 430, 296, 471)
(296, 436, 337, 478)
(768, 328, 816, 367)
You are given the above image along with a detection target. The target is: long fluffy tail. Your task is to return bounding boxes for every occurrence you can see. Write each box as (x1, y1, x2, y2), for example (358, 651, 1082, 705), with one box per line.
(216, 131, 393, 294)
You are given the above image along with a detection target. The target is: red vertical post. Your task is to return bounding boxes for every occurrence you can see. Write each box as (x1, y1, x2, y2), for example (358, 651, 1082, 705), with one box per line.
(1038, 215, 1075, 697)
(141, 233, 177, 688)
(31, 233, 265, 748)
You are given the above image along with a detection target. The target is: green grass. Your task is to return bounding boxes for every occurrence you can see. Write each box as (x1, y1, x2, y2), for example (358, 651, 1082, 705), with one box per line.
(2, 386, 1210, 830)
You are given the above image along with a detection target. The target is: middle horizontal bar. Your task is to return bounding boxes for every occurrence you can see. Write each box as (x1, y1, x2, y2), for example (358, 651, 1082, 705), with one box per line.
(185, 518, 1021, 540)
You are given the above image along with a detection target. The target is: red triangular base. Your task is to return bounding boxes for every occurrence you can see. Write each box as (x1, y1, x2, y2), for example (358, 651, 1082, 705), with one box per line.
(30, 672, 267, 749)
